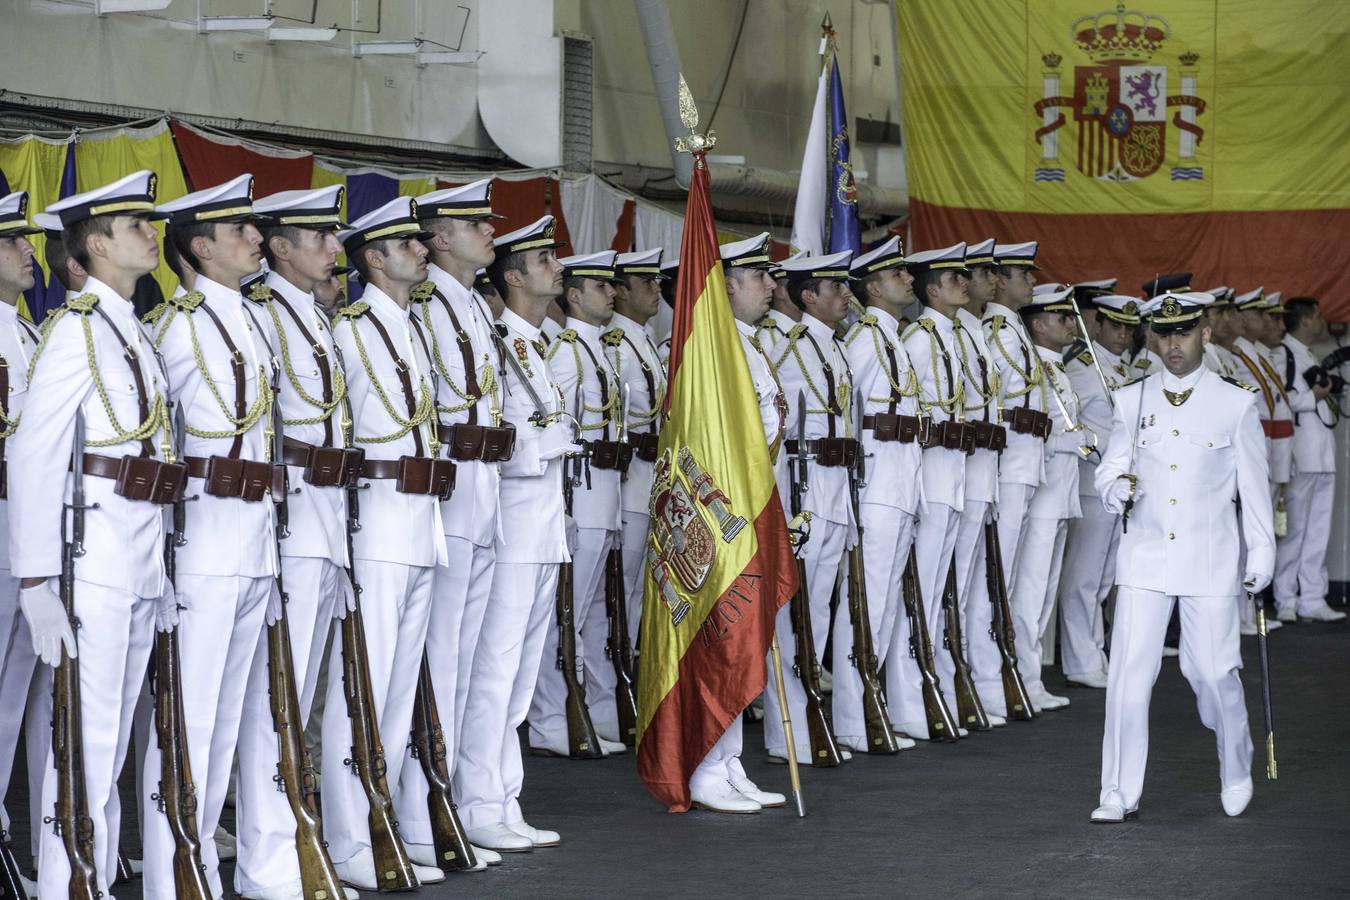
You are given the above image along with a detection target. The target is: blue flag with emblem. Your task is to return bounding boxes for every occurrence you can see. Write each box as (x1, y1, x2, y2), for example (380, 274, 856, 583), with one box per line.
(825, 54, 860, 255)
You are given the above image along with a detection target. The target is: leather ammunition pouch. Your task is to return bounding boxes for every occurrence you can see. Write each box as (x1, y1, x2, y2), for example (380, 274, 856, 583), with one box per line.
(1001, 407, 1052, 440)
(922, 421, 975, 453)
(783, 437, 859, 468)
(282, 438, 366, 489)
(628, 432, 661, 463)
(971, 421, 1008, 453)
(437, 423, 517, 463)
(862, 413, 923, 444)
(76, 453, 187, 505)
(361, 456, 456, 500)
(587, 439, 633, 473)
(185, 455, 277, 502)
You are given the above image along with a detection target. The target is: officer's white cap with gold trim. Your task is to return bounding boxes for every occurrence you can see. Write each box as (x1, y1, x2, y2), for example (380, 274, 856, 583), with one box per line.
(254, 185, 346, 229)
(45, 169, 167, 228)
(156, 174, 258, 228)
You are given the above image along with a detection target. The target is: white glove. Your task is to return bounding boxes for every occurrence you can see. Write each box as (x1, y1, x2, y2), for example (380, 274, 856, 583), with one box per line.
(538, 421, 582, 463)
(265, 580, 285, 627)
(156, 582, 180, 633)
(336, 573, 357, 620)
(1051, 428, 1091, 455)
(1243, 571, 1272, 594)
(1101, 476, 1138, 515)
(565, 515, 579, 555)
(20, 581, 76, 666)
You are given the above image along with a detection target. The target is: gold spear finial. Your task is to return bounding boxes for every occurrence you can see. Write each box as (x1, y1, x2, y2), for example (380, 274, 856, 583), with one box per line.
(674, 73, 717, 155)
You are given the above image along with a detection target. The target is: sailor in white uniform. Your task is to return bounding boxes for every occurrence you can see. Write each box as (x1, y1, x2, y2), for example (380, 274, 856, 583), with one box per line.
(1092, 291, 1273, 822)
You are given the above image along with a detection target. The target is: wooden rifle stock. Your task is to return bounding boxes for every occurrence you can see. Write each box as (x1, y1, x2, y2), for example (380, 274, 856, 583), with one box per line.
(983, 521, 1035, 721)
(266, 605, 344, 898)
(151, 629, 212, 899)
(410, 656, 477, 871)
(790, 557, 842, 766)
(338, 598, 417, 892)
(53, 411, 101, 899)
(846, 541, 900, 753)
(941, 563, 990, 731)
(900, 547, 959, 742)
(558, 454, 603, 759)
(844, 436, 899, 754)
(604, 547, 638, 747)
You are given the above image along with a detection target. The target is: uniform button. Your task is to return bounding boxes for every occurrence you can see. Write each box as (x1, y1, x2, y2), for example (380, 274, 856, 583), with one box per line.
(1168, 532, 1176, 540)
(1169, 498, 1176, 505)
(1170, 464, 1177, 471)
(313, 369, 319, 376)
(1207, 441, 1213, 447)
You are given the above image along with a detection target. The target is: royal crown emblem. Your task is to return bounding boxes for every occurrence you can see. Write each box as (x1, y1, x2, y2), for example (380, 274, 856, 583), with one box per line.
(1033, 2, 1206, 184)
(1160, 297, 1182, 319)
(1123, 300, 1139, 315)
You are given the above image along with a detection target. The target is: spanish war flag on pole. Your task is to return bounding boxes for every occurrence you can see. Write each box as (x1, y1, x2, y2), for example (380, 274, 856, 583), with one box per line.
(636, 78, 798, 812)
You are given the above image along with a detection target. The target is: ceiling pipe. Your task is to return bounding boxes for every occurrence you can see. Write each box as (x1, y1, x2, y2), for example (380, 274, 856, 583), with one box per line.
(633, 0, 694, 189)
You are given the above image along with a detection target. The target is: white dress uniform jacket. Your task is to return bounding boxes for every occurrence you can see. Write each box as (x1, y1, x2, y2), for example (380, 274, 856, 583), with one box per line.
(256, 271, 348, 562)
(1030, 348, 1086, 521)
(154, 275, 277, 577)
(755, 308, 796, 358)
(604, 311, 667, 516)
(1231, 336, 1293, 483)
(417, 264, 504, 546)
(9, 276, 168, 595)
(1065, 341, 1128, 500)
(1095, 367, 1274, 597)
(332, 285, 446, 567)
(901, 308, 965, 511)
(983, 302, 1046, 488)
(845, 308, 923, 515)
(548, 318, 622, 531)
(954, 308, 997, 505)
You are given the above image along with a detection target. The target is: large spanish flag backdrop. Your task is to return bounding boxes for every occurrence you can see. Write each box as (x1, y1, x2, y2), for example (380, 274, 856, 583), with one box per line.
(636, 152, 797, 812)
(897, 0, 1350, 320)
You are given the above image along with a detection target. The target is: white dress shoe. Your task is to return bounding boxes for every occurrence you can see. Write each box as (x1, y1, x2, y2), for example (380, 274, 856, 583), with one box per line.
(1066, 671, 1108, 689)
(894, 721, 931, 741)
(472, 845, 503, 866)
(1090, 791, 1137, 823)
(507, 821, 561, 847)
(956, 727, 970, 737)
(1221, 778, 1253, 817)
(528, 734, 572, 757)
(465, 823, 533, 853)
(333, 849, 383, 890)
(1090, 801, 1139, 823)
(729, 772, 786, 808)
(1276, 608, 1298, 623)
(1299, 603, 1347, 623)
(405, 841, 487, 872)
(598, 736, 628, 755)
(1266, 618, 1283, 631)
(690, 779, 761, 814)
(413, 863, 445, 884)
(214, 825, 237, 861)
(986, 713, 1007, 727)
(1031, 690, 1070, 711)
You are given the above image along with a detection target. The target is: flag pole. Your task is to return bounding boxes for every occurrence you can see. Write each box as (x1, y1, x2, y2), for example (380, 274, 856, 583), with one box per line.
(768, 634, 806, 817)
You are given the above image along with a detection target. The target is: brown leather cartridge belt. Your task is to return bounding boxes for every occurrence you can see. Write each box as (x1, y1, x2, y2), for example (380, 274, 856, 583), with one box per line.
(280, 437, 365, 488)
(435, 422, 517, 463)
(971, 420, 1008, 452)
(76, 453, 188, 505)
(586, 439, 633, 473)
(184, 455, 281, 503)
(783, 437, 859, 468)
(627, 432, 661, 463)
(1001, 407, 1052, 440)
(862, 413, 924, 445)
(360, 455, 456, 500)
